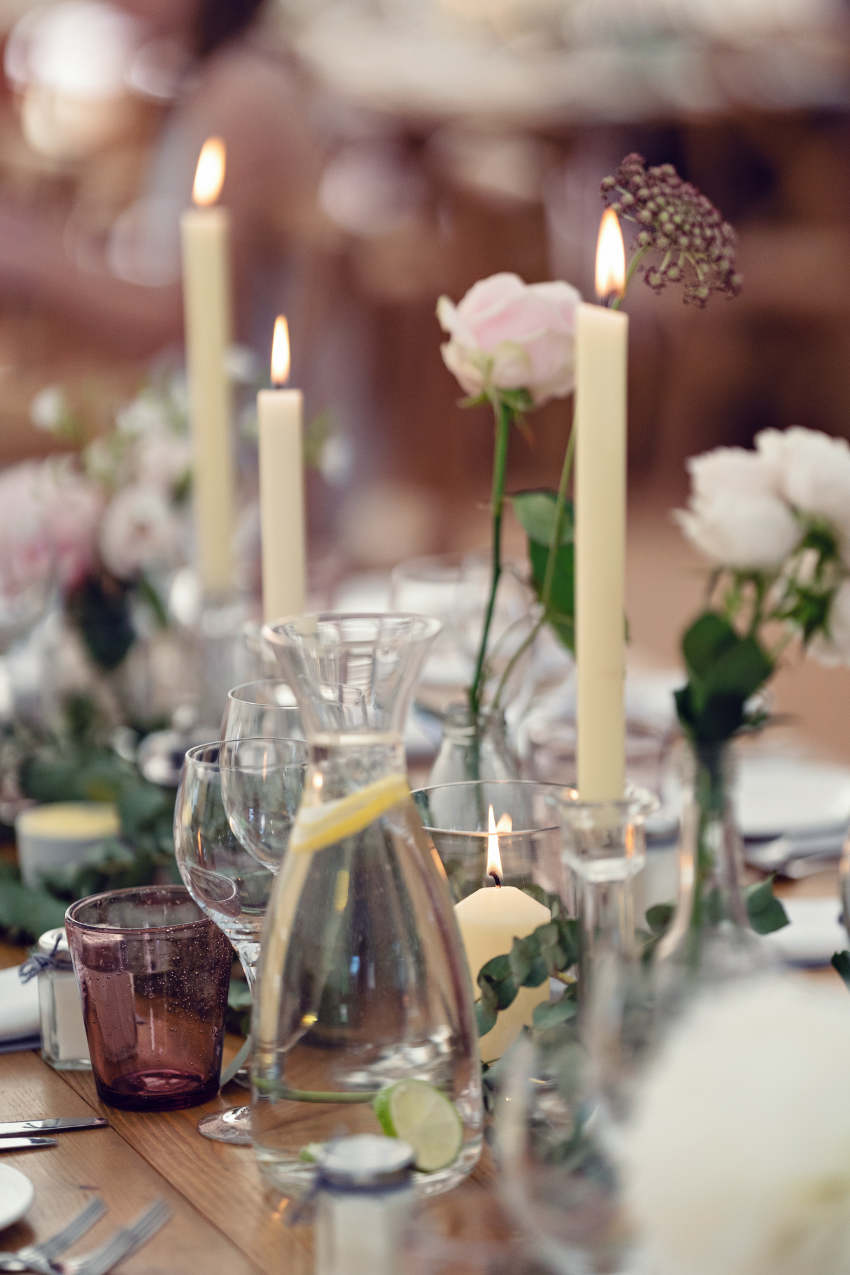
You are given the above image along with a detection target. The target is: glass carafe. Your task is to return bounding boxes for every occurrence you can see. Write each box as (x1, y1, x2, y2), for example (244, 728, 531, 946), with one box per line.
(254, 613, 483, 1198)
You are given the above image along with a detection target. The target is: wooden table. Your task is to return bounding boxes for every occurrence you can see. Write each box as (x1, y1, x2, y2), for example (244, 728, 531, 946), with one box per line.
(0, 941, 515, 1275)
(1, 864, 840, 1273)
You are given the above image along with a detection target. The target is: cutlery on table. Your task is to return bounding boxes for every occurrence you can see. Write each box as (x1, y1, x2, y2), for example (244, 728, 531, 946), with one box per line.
(46, 1199, 171, 1275)
(0, 1198, 105, 1274)
(0, 1139, 57, 1153)
(0, 1121, 108, 1138)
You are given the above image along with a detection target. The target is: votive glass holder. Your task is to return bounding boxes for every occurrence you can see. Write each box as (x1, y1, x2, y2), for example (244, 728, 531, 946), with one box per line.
(66, 884, 232, 1111)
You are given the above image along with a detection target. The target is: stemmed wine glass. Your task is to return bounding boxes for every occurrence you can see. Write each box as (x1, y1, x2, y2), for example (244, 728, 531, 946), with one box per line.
(173, 736, 307, 1144)
(221, 679, 303, 741)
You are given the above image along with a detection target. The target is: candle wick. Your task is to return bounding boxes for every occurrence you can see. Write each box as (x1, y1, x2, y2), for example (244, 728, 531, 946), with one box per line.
(488, 871, 502, 887)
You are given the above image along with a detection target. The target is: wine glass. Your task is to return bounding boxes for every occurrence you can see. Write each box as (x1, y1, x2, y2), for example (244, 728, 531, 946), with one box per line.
(173, 738, 306, 1144)
(221, 678, 303, 741)
(220, 736, 308, 871)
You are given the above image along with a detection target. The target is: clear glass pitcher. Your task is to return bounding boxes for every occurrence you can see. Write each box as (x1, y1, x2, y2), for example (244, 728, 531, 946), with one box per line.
(253, 613, 483, 1198)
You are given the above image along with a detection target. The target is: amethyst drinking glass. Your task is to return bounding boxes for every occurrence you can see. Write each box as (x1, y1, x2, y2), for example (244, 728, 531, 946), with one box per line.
(65, 885, 232, 1111)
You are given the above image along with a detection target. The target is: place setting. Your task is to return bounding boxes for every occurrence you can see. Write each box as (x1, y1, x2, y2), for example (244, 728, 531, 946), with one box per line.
(0, 52, 849, 1274)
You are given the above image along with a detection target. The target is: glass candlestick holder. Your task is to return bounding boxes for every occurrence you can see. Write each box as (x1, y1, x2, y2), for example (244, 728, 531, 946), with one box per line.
(553, 786, 658, 993)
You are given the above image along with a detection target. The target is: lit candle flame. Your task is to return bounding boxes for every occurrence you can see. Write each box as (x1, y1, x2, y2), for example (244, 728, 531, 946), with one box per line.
(192, 137, 226, 207)
(595, 208, 626, 303)
(270, 315, 291, 386)
(486, 805, 512, 884)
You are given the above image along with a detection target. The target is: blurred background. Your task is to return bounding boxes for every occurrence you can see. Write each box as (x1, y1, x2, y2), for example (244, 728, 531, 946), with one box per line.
(0, 0, 848, 749)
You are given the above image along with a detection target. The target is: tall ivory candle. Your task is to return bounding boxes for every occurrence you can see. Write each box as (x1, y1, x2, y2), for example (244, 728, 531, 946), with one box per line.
(575, 209, 628, 800)
(180, 137, 235, 596)
(453, 809, 551, 1063)
(258, 316, 306, 621)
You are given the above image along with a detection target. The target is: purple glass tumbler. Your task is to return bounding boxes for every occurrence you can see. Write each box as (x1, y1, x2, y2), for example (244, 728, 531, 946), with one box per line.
(66, 885, 232, 1111)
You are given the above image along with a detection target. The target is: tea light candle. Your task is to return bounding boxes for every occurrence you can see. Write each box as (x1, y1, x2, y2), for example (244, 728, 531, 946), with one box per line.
(454, 809, 550, 1063)
(16, 802, 121, 888)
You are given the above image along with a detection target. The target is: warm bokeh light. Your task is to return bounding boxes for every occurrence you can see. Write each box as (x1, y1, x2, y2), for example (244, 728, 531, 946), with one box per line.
(192, 137, 226, 207)
(270, 316, 291, 385)
(595, 208, 626, 302)
(486, 805, 512, 882)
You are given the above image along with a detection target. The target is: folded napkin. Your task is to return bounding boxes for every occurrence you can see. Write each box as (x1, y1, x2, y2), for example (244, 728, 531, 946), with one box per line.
(0, 965, 40, 1052)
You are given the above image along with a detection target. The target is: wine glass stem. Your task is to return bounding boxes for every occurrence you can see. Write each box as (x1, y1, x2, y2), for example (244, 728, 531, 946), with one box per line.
(236, 942, 260, 1002)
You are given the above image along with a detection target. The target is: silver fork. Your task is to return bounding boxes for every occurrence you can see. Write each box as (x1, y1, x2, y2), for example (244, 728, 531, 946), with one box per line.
(49, 1200, 171, 1275)
(0, 1199, 106, 1273)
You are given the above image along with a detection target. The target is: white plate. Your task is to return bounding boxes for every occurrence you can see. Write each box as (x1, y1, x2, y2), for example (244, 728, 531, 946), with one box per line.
(763, 897, 847, 968)
(0, 1164, 34, 1230)
(737, 755, 850, 839)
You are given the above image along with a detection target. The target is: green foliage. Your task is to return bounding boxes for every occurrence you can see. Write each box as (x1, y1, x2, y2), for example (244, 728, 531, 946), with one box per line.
(745, 877, 789, 935)
(2, 728, 178, 944)
(512, 489, 576, 653)
(675, 610, 774, 743)
(65, 574, 137, 671)
(831, 950, 850, 990)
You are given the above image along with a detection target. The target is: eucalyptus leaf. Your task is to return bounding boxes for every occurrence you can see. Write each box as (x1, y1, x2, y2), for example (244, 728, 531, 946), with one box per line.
(745, 878, 789, 935)
(532, 997, 577, 1030)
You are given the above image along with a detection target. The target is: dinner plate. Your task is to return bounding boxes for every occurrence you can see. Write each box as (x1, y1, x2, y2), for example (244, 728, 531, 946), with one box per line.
(737, 755, 850, 839)
(763, 897, 847, 968)
(0, 1164, 34, 1230)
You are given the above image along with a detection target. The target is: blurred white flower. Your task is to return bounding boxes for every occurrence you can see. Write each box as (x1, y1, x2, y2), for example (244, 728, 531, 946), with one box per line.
(437, 272, 581, 407)
(624, 976, 850, 1275)
(99, 482, 185, 580)
(674, 489, 799, 570)
(116, 392, 170, 436)
(810, 579, 850, 667)
(30, 385, 69, 433)
(757, 427, 850, 550)
(133, 432, 192, 491)
(225, 344, 260, 385)
(687, 445, 777, 500)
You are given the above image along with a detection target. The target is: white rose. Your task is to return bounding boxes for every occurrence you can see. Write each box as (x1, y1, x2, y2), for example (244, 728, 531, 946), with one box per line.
(757, 427, 850, 551)
(810, 579, 850, 667)
(674, 489, 800, 571)
(687, 446, 777, 501)
(437, 272, 582, 407)
(99, 483, 186, 580)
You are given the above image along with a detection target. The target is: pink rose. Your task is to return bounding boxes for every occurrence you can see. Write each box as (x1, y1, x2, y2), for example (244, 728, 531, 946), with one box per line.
(437, 272, 582, 407)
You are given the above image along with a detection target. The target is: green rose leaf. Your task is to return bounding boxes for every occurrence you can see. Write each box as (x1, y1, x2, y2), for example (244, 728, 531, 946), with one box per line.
(511, 490, 573, 547)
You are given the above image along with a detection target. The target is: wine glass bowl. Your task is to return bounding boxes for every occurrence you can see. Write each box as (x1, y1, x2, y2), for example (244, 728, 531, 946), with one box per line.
(221, 679, 303, 741)
(219, 736, 308, 872)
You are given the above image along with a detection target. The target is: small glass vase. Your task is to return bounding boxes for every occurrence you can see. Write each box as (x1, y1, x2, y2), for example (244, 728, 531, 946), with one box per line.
(427, 702, 519, 788)
(254, 613, 483, 1199)
(655, 738, 765, 977)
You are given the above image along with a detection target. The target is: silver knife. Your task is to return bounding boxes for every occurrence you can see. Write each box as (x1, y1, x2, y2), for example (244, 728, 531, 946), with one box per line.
(0, 1117, 108, 1136)
(0, 1137, 58, 1150)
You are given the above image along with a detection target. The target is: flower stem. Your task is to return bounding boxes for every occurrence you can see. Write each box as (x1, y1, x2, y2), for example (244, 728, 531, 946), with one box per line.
(470, 398, 512, 716)
(491, 407, 576, 714)
(610, 245, 650, 310)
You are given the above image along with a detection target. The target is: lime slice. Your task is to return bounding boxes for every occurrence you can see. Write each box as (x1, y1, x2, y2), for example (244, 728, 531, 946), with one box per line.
(290, 774, 409, 856)
(373, 1080, 462, 1173)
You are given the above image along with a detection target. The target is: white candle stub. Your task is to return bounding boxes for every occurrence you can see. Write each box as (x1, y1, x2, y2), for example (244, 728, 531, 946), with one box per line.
(454, 808, 551, 1063)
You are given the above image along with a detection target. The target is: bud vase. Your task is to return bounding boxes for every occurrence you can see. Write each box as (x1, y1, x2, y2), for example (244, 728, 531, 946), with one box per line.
(254, 613, 483, 1199)
(427, 702, 519, 787)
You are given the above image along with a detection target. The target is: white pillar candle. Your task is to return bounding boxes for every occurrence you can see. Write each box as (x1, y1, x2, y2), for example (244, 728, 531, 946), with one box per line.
(180, 137, 235, 597)
(453, 809, 551, 1063)
(575, 209, 628, 801)
(258, 316, 306, 621)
